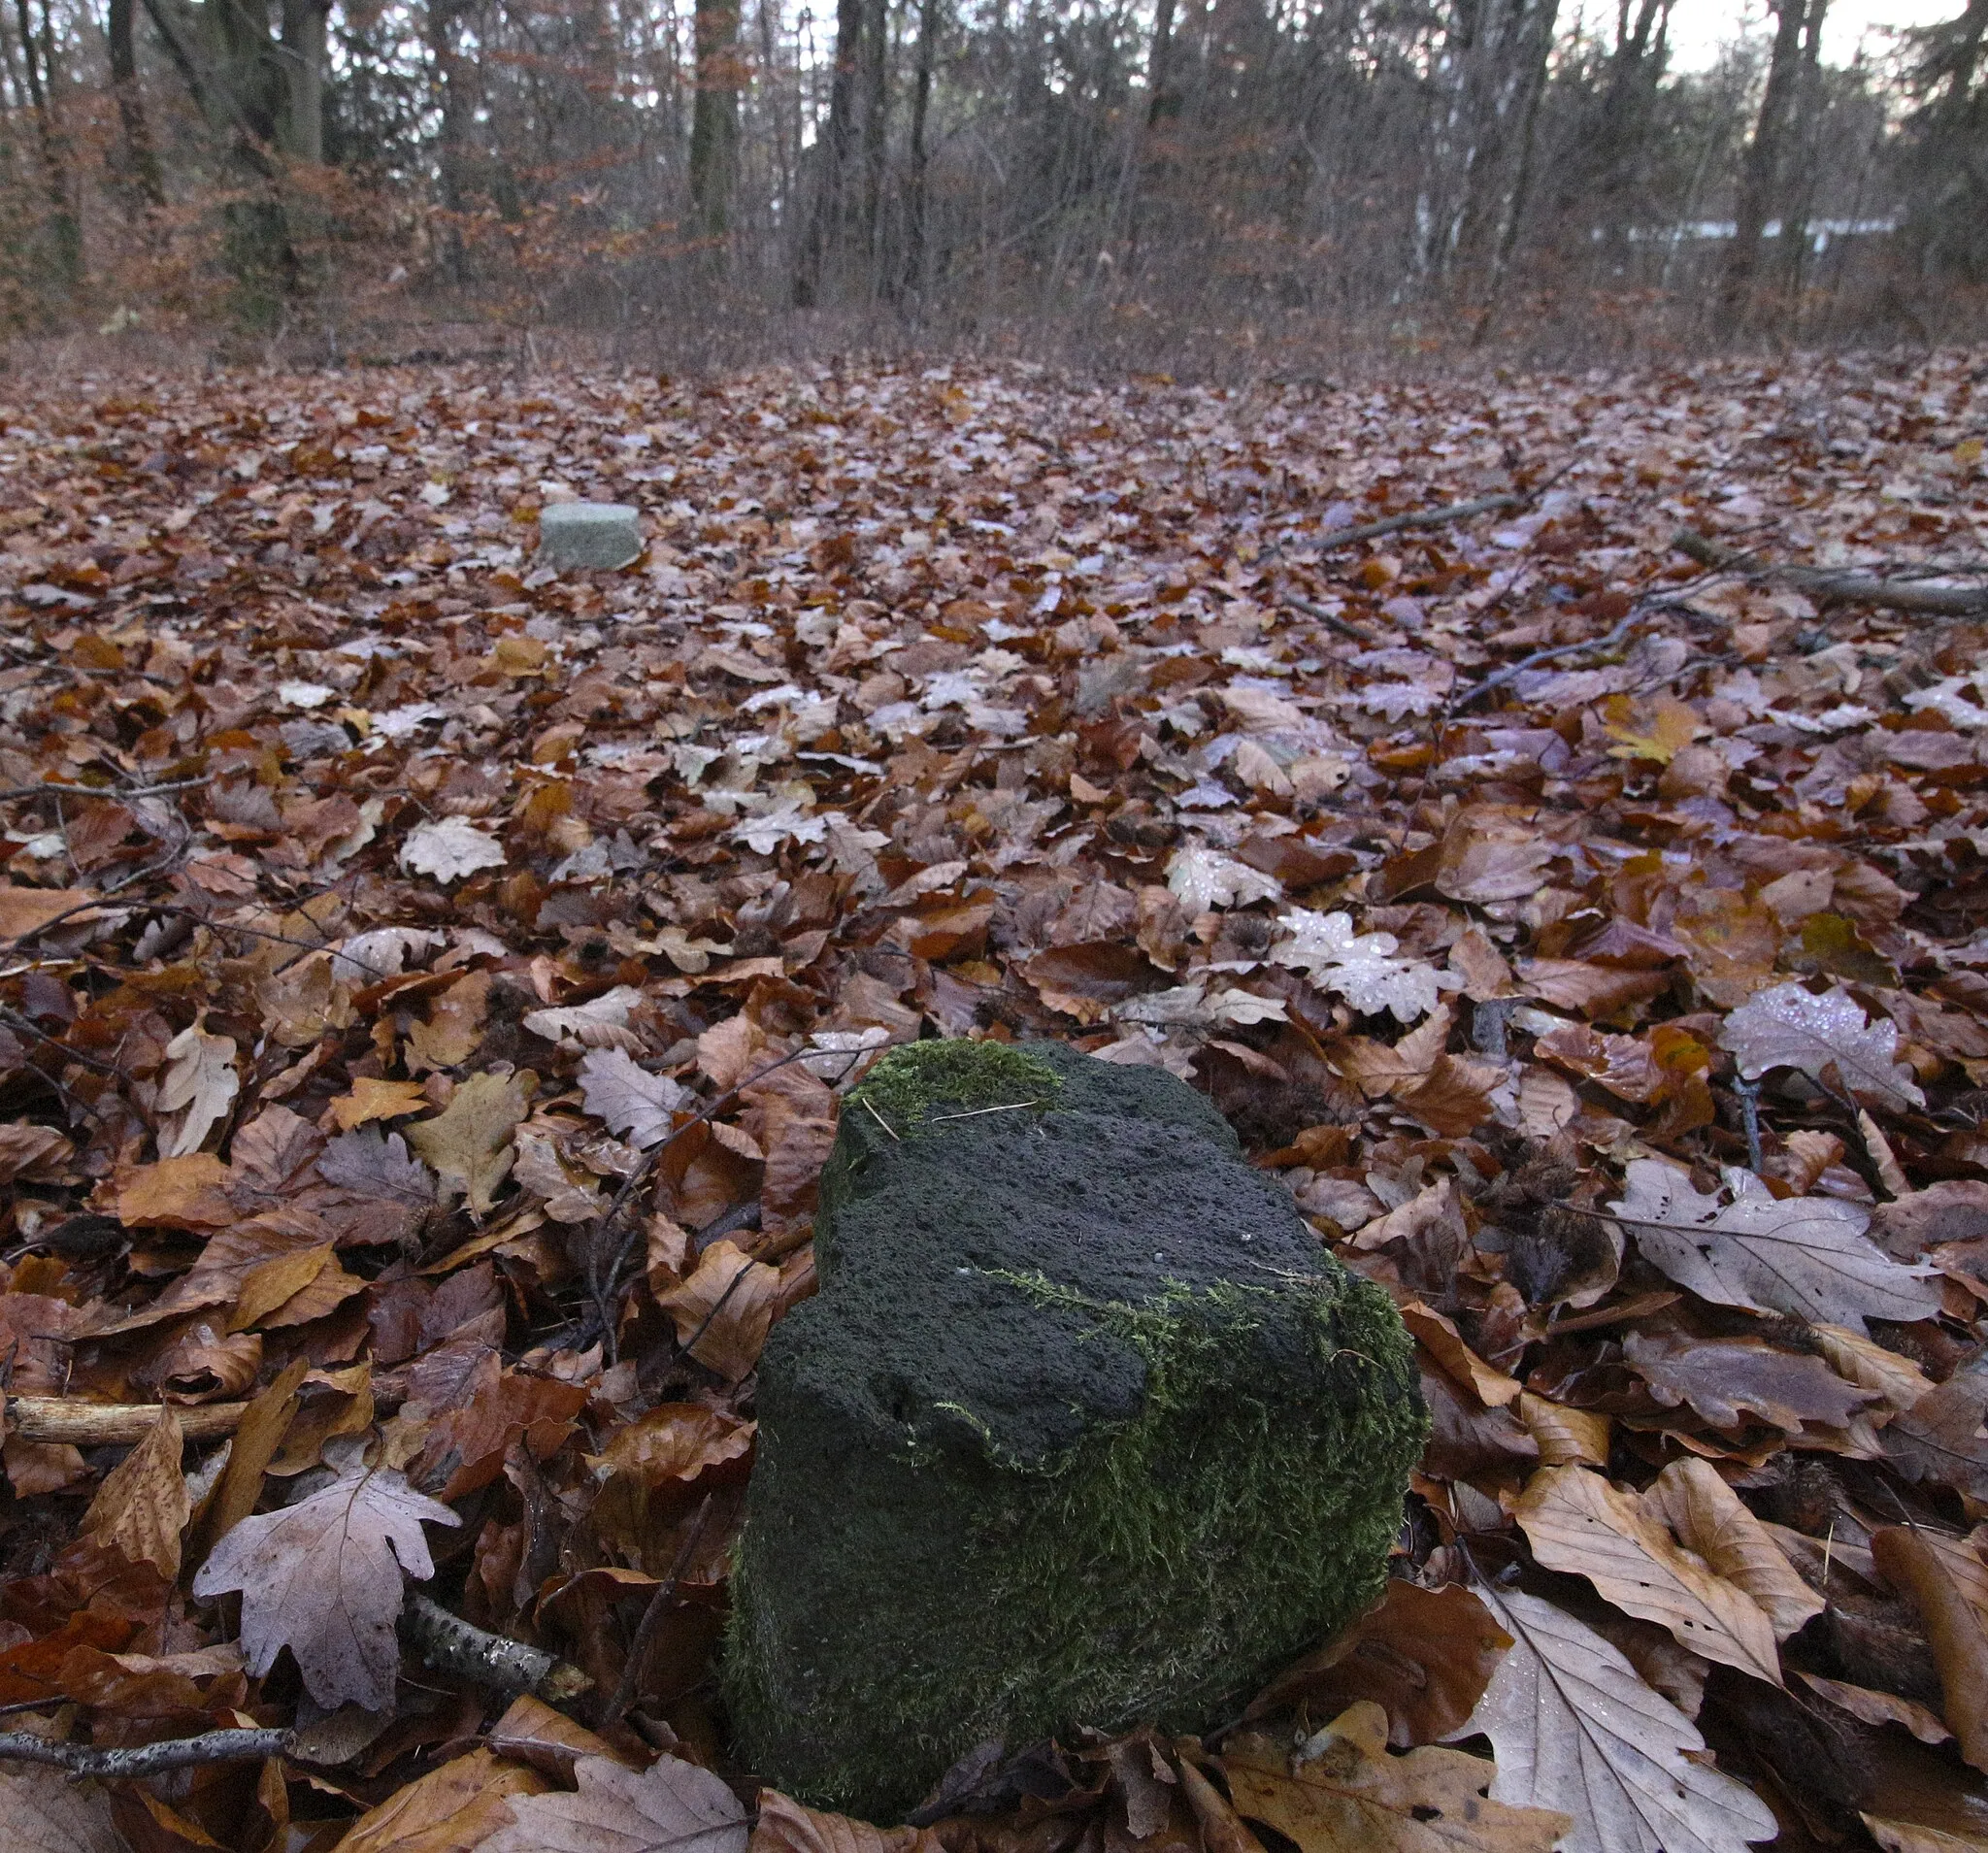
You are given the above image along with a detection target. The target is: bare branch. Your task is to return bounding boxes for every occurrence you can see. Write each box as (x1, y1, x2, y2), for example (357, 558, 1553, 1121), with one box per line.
(1673, 529, 1988, 618)
(0, 1727, 292, 1776)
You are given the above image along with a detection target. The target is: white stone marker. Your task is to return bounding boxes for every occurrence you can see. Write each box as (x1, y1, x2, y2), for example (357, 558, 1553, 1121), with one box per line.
(538, 501, 643, 571)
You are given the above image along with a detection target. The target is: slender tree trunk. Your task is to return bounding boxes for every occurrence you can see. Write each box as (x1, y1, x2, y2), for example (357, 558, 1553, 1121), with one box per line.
(793, 0, 862, 303)
(857, 0, 888, 284)
(688, 0, 743, 245)
(1469, 0, 1556, 345)
(107, 0, 167, 210)
(1718, 0, 1822, 333)
(279, 0, 327, 158)
(903, 0, 939, 294)
(15, 0, 81, 291)
(426, 0, 472, 284)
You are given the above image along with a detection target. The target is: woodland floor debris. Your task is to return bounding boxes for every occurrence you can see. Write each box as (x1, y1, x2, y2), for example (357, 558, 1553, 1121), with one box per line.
(725, 1039, 1425, 1816)
(0, 349, 1985, 1852)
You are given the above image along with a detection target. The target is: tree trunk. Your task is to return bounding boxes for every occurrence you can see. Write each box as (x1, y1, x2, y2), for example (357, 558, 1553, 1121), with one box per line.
(689, 0, 743, 245)
(902, 0, 939, 294)
(426, 0, 471, 284)
(14, 0, 81, 292)
(107, 0, 167, 210)
(793, 0, 863, 304)
(279, 0, 327, 159)
(857, 0, 888, 284)
(1718, 0, 1824, 333)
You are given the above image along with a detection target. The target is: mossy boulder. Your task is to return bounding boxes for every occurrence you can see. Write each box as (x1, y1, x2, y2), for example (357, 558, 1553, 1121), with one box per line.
(724, 1040, 1427, 1819)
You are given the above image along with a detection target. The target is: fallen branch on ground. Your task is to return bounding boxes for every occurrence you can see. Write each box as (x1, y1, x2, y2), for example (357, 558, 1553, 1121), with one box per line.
(1285, 594, 1375, 644)
(1451, 610, 1647, 711)
(1674, 529, 1988, 617)
(0, 1727, 292, 1775)
(399, 1593, 593, 1703)
(6, 1396, 248, 1444)
(1312, 491, 1523, 551)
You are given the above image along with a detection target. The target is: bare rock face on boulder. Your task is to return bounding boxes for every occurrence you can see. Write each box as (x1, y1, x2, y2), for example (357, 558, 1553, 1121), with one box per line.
(724, 1040, 1428, 1819)
(537, 500, 643, 571)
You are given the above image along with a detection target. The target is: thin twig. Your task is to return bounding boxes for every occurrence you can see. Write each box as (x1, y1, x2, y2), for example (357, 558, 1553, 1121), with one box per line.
(1450, 609, 1646, 711)
(1673, 529, 1988, 618)
(0, 778, 213, 803)
(602, 1493, 715, 1727)
(1284, 594, 1375, 644)
(1310, 491, 1524, 551)
(0, 1727, 293, 1776)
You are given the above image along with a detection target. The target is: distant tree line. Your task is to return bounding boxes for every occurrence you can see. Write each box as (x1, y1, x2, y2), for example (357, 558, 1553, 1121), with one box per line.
(0, 0, 1981, 354)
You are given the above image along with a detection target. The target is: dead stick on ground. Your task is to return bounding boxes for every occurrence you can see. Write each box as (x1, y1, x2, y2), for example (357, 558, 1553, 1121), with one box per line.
(602, 1493, 716, 1727)
(400, 1593, 592, 1703)
(1674, 529, 1988, 618)
(1311, 491, 1525, 551)
(6, 1396, 247, 1444)
(0, 1727, 293, 1776)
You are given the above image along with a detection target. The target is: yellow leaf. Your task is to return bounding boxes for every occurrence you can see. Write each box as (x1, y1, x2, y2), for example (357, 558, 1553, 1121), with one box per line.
(407, 1070, 534, 1215)
(1604, 698, 1705, 764)
(329, 1077, 432, 1131)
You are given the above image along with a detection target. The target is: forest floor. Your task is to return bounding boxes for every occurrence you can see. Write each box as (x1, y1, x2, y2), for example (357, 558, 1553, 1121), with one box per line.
(0, 347, 1986, 1853)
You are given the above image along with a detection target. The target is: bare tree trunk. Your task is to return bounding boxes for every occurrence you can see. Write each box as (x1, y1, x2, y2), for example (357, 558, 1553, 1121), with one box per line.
(858, 0, 888, 286)
(107, 0, 167, 210)
(14, 0, 81, 291)
(279, 0, 327, 159)
(793, 0, 862, 303)
(689, 0, 743, 245)
(426, 0, 471, 284)
(903, 0, 939, 294)
(1718, 0, 1824, 333)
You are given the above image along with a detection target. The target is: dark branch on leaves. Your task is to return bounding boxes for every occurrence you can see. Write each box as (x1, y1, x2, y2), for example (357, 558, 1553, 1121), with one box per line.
(602, 1492, 716, 1726)
(1673, 529, 1988, 617)
(1311, 491, 1524, 551)
(0, 1726, 293, 1775)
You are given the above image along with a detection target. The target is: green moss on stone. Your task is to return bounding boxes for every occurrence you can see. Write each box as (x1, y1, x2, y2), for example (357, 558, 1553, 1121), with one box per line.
(845, 1039, 1063, 1135)
(723, 1040, 1427, 1820)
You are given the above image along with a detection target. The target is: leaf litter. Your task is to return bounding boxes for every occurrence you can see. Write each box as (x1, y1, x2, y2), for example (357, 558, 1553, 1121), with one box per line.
(0, 348, 1985, 1849)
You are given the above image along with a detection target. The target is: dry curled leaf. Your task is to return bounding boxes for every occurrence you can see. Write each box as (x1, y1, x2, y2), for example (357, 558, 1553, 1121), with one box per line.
(1515, 1464, 1782, 1682)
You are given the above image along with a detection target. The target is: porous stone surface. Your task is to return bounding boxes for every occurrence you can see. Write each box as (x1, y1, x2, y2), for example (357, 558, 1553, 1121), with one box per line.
(724, 1039, 1427, 1819)
(537, 500, 643, 571)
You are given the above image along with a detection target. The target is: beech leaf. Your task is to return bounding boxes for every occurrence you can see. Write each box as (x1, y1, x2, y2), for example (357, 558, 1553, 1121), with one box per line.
(1514, 1464, 1783, 1682)
(1221, 1703, 1572, 1853)
(1607, 1158, 1942, 1334)
(1460, 1585, 1780, 1853)
(481, 1751, 750, 1853)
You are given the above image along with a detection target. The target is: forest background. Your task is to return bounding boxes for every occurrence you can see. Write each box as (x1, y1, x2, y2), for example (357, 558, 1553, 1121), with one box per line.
(0, 0, 1985, 369)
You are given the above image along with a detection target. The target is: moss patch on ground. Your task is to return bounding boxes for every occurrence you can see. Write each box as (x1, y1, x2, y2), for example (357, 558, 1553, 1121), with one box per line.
(725, 1039, 1428, 1820)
